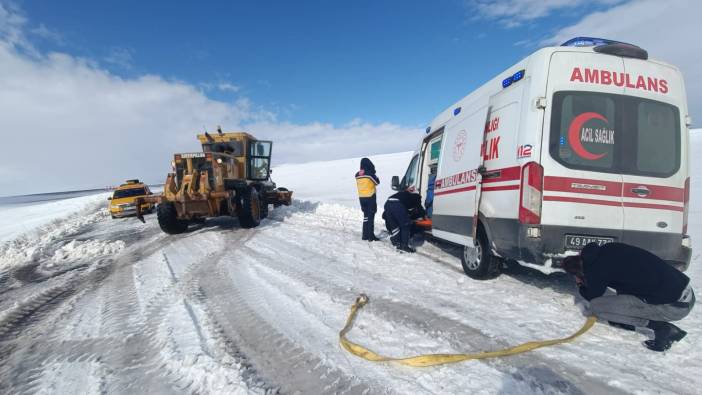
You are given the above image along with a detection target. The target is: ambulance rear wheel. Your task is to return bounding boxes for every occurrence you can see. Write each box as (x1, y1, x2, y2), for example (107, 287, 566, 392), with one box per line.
(157, 202, 188, 234)
(461, 226, 500, 279)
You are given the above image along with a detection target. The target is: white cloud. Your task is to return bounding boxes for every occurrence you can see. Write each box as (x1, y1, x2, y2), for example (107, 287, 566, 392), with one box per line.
(467, 0, 624, 27)
(544, 0, 702, 123)
(0, 2, 421, 195)
(247, 120, 419, 165)
(0, 1, 32, 52)
(104, 46, 134, 69)
(30, 23, 62, 43)
(199, 81, 242, 93)
(217, 82, 240, 93)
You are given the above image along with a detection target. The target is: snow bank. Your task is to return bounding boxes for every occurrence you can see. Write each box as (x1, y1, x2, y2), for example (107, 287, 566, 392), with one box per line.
(48, 239, 125, 267)
(0, 193, 110, 243)
(272, 151, 413, 207)
(0, 195, 110, 271)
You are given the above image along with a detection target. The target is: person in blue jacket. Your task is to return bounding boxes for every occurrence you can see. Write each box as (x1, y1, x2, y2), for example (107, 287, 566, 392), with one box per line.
(355, 158, 380, 241)
(382, 190, 426, 253)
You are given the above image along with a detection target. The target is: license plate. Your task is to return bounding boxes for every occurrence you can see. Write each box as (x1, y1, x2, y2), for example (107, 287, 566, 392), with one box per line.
(564, 235, 614, 249)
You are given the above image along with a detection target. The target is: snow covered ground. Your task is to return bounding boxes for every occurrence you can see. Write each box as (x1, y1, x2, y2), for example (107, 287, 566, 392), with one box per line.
(0, 192, 110, 244)
(0, 136, 700, 394)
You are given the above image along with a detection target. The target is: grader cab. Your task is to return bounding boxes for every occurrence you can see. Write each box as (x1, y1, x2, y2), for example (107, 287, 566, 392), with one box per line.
(136, 130, 292, 234)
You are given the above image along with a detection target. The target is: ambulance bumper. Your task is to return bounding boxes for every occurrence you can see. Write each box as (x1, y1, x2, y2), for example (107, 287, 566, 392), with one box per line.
(509, 224, 691, 272)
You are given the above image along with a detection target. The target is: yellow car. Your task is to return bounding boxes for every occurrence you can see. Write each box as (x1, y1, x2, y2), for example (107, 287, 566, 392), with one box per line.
(108, 180, 155, 219)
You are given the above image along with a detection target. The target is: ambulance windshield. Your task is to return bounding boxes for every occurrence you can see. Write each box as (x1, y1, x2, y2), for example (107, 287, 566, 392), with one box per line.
(549, 91, 680, 177)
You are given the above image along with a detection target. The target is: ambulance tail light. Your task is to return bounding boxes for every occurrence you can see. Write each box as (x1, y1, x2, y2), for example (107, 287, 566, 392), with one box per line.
(519, 162, 543, 224)
(683, 177, 690, 234)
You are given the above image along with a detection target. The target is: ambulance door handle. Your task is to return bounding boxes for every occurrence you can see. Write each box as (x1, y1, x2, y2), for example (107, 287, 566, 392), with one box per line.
(631, 186, 650, 197)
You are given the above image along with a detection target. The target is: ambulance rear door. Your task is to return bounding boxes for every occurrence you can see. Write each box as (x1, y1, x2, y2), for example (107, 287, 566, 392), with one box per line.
(542, 51, 626, 248)
(619, 58, 687, 242)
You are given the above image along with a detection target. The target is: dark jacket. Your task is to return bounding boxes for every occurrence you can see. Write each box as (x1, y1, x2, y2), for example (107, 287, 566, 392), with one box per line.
(385, 190, 426, 220)
(578, 242, 690, 304)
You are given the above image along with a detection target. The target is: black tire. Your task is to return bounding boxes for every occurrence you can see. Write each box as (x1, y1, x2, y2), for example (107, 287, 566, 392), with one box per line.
(157, 202, 188, 234)
(461, 225, 500, 279)
(238, 187, 261, 228)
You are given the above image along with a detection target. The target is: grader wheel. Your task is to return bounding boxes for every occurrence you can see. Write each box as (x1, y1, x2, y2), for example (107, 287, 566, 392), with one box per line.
(157, 202, 188, 234)
(238, 187, 261, 228)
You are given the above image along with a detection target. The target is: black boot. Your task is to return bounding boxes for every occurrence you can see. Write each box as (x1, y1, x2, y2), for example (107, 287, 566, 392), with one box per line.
(367, 235, 380, 242)
(397, 244, 416, 253)
(644, 321, 687, 352)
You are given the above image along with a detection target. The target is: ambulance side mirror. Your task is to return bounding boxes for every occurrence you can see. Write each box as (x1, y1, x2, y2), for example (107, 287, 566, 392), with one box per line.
(391, 176, 400, 191)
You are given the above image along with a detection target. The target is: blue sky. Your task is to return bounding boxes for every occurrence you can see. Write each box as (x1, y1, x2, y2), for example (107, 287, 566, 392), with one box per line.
(19, 0, 615, 126)
(1, 0, 700, 194)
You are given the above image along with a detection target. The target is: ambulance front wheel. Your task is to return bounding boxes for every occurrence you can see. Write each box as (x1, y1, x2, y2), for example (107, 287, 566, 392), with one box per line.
(461, 227, 500, 280)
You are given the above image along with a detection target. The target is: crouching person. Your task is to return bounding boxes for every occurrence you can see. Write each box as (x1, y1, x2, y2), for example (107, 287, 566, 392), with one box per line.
(355, 158, 380, 241)
(563, 242, 695, 352)
(382, 190, 425, 253)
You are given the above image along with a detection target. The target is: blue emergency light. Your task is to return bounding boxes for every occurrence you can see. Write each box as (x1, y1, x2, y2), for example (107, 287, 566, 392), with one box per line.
(561, 36, 639, 48)
(561, 37, 617, 47)
(453, 107, 461, 116)
(561, 37, 647, 59)
(425, 126, 431, 134)
(502, 69, 526, 89)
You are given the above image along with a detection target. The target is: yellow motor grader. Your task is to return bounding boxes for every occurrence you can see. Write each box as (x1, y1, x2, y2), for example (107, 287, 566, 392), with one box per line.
(136, 130, 292, 234)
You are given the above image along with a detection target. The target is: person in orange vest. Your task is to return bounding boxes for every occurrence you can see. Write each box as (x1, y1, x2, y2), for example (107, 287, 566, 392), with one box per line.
(355, 158, 380, 241)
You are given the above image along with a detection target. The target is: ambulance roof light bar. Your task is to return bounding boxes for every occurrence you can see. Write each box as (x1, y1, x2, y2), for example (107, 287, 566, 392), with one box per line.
(561, 37, 622, 47)
(561, 37, 648, 60)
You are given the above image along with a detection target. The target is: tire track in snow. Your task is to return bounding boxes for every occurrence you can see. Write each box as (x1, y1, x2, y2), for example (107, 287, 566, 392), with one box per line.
(0, 220, 175, 394)
(189, 228, 372, 395)
(0, 260, 114, 394)
(241, 214, 627, 395)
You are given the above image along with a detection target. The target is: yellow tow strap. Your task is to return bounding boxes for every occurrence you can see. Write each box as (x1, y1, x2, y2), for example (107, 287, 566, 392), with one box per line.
(339, 294, 597, 367)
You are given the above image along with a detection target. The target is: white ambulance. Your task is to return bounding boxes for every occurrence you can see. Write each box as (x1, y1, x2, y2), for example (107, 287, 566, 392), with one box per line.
(392, 37, 692, 279)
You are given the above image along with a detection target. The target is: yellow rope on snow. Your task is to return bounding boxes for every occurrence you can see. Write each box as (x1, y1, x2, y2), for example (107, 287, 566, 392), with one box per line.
(339, 294, 596, 367)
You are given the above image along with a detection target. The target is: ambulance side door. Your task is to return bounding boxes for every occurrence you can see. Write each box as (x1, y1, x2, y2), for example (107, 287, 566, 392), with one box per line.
(432, 106, 489, 245)
(400, 154, 420, 193)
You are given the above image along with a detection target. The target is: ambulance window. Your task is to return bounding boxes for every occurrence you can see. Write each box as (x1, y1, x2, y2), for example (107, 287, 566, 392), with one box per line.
(404, 155, 419, 187)
(634, 101, 679, 175)
(551, 91, 680, 177)
(430, 138, 442, 163)
(551, 93, 616, 171)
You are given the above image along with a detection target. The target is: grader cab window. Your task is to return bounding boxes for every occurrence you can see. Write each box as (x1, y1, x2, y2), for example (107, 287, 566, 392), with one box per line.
(202, 140, 244, 155)
(248, 140, 273, 180)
